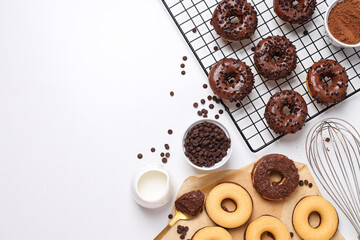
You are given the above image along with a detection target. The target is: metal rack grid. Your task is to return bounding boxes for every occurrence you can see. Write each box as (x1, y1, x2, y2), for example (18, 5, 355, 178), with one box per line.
(162, 0, 360, 152)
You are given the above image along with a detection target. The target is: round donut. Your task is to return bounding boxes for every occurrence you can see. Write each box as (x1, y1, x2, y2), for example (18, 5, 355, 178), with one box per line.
(264, 90, 308, 134)
(251, 154, 299, 200)
(205, 182, 253, 228)
(211, 0, 258, 42)
(208, 58, 254, 102)
(245, 215, 291, 240)
(192, 226, 233, 240)
(274, 0, 316, 24)
(293, 196, 339, 240)
(254, 36, 297, 80)
(307, 59, 348, 105)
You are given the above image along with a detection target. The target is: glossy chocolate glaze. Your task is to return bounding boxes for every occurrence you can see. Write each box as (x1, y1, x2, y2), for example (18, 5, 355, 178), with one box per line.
(307, 59, 348, 105)
(208, 58, 254, 102)
(211, 0, 258, 41)
(274, 0, 316, 24)
(251, 154, 299, 200)
(264, 90, 308, 134)
(254, 36, 297, 80)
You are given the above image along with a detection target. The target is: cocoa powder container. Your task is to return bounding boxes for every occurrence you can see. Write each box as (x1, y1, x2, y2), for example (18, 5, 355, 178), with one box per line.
(324, 0, 360, 48)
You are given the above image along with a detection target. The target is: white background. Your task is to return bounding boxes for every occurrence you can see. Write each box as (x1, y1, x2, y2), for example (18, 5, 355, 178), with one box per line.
(0, 0, 359, 239)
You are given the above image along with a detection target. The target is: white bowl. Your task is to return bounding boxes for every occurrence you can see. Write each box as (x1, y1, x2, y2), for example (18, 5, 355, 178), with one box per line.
(324, 0, 360, 48)
(182, 119, 232, 171)
(131, 164, 173, 209)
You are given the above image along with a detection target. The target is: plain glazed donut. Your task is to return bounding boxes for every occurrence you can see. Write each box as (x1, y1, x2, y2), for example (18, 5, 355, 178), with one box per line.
(208, 58, 254, 102)
(205, 182, 253, 228)
(292, 196, 339, 240)
(274, 0, 316, 24)
(211, 0, 258, 42)
(245, 215, 291, 240)
(307, 59, 348, 105)
(264, 90, 308, 134)
(192, 226, 233, 240)
(251, 154, 299, 200)
(254, 36, 297, 80)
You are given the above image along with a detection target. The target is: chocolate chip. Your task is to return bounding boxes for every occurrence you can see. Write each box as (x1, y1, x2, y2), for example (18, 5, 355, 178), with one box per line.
(170, 91, 174, 96)
(162, 158, 167, 163)
(304, 180, 309, 185)
(151, 148, 156, 152)
(203, 84, 208, 89)
(201, 99, 205, 104)
(290, 232, 294, 238)
(209, 104, 214, 109)
(165, 152, 170, 158)
(251, 46, 255, 51)
(325, 137, 330, 142)
(165, 144, 170, 150)
(303, 30, 308, 36)
(236, 103, 241, 108)
(299, 180, 304, 186)
(219, 109, 224, 114)
(192, 28, 197, 33)
(207, 95, 212, 101)
(161, 152, 165, 157)
(215, 114, 219, 119)
(183, 56, 187, 61)
(193, 102, 198, 108)
(181, 70, 186, 75)
(309, 183, 313, 188)
(168, 129, 173, 135)
(137, 153, 143, 159)
(168, 214, 173, 219)
(180, 63, 185, 68)
(197, 110, 202, 116)
(213, 46, 219, 51)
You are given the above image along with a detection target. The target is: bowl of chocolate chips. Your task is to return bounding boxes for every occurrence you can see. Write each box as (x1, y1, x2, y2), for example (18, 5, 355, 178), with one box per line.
(183, 120, 232, 171)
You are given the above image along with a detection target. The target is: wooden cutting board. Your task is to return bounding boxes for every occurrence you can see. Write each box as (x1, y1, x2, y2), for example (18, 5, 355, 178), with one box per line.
(162, 162, 344, 240)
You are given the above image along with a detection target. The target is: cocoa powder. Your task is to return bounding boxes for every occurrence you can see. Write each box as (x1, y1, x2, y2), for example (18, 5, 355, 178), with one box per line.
(328, 0, 360, 45)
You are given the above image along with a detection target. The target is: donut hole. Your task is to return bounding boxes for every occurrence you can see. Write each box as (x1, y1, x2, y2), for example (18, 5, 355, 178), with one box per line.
(225, 73, 237, 85)
(321, 75, 333, 86)
(292, 0, 299, 7)
(260, 231, 275, 240)
(229, 15, 241, 24)
(221, 198, 237, 213)
(270, 55, 280, 64)
(308, 211, 321, 228)
(269, 171, 284, 186)
(282, 106, 292, 116)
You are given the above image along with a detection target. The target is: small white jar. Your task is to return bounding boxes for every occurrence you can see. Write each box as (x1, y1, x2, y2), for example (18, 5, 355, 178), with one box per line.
(132, 164, 173, 208)
(324, 0, 360, 48)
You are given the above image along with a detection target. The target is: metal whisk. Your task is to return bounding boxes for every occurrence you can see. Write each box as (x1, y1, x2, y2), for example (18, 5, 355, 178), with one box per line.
(306, 118, 360, 239)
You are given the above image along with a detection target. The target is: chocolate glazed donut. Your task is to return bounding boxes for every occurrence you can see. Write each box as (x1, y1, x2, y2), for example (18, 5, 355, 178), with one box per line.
(208, 58, 254, 102)
(307, 59, 348, 105)
(265, 90, 308, 134)
(254, 36, 297, 80)
(274, 0, 316, 24)
(211, 0, 258, 42)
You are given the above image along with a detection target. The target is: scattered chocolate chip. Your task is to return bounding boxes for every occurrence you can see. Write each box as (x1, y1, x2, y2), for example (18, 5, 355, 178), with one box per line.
(151, 148, 156, 152)
(309, 183, 313, 188)
(213, 46, 219, 51)
(165, 152, 170, 158)
(236, 103, 241, 108)
(162, 158, 167, 163)
(203, 114, 208, 118)
(209, 104, 214, 109)
(180, 63, 185, 68)
(207, 95, 212, 101)
(200, 99, 206, 104)
(168, 129, 173, 135)
(203, 84, 208, 89)
(197, 110, 202, 116)
(303, 30, 309, 36)
(219, 109, 224, 114)
(193, 102, 199, 108)
(181, 70, 186, 75)
(183, 56, 187, 61)
(170, 91, 174, 96)
(251, 46, 255, 51)
(290, 232, 294, 238)
(192, 28, 197, 33)
(161, 152, 165, 157)
(304, 180, 309, 186)
(168, 214, 173, 219)
(137, 153, 143, 159)
(215, 114, 219, 119)
(165, 144, 170, 150)
(299, 180, 304, 186)
(325, 137, 330, 142)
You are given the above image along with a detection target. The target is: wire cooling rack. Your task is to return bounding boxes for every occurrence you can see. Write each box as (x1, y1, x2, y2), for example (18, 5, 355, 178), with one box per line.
(161, 0, 360, 152)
